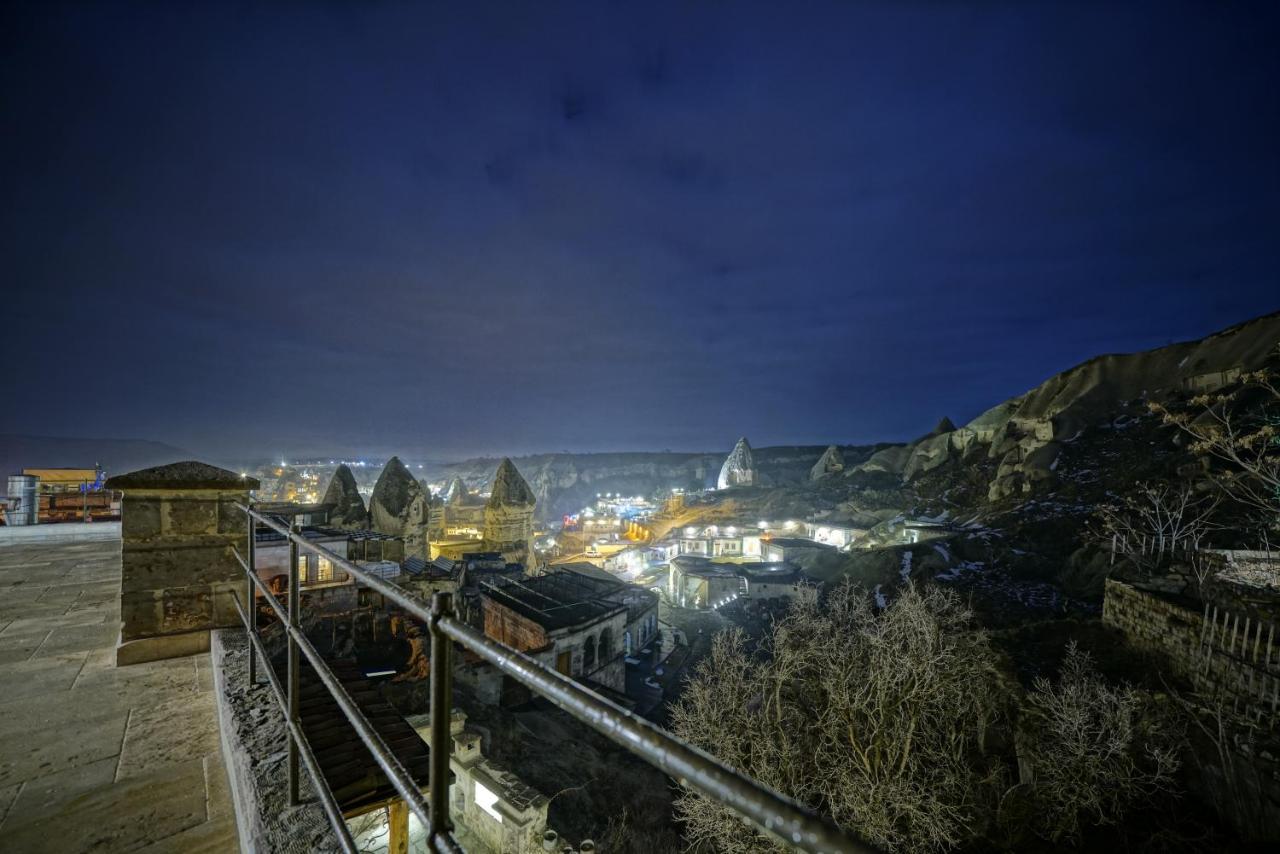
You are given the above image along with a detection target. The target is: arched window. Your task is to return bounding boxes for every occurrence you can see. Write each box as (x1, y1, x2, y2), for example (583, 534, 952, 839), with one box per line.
(599, 627, 613, 662)
(583, 635, 597, 671)
(624, 630, 632, 656)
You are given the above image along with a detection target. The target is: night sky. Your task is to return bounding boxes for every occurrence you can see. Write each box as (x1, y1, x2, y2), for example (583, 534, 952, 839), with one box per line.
(3, 2, 1277, 462)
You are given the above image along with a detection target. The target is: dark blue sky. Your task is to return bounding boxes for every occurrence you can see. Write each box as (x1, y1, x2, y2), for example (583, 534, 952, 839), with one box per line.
(3, 1, 1277, 461)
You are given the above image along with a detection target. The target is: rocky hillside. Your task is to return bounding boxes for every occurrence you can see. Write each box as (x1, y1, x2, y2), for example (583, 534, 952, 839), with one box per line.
(852, 312, 1280, 501)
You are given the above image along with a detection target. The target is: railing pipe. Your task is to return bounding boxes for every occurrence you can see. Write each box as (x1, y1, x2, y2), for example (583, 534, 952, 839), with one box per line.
(435, 616, 860, 853)
(246, 504, 258, 686)
(287, 520, 301, 805)
(428, 592, 455, 847)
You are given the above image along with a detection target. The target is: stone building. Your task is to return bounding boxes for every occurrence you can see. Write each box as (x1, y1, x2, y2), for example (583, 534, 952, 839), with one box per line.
(716, 437, 757, 489)
(482, 458, 536, 567)
(406, 710, 553, 854)
(668, 554, 809, 610)
(480, 568, 658, 693)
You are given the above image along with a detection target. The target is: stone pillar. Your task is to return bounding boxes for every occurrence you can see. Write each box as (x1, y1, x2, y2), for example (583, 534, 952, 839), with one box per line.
(105, 461, 260, 666)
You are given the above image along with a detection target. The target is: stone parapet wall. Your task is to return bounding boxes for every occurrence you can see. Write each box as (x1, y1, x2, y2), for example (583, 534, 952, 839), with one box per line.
(1103, 579, 1279, 716)
(107, 461, 258, 665)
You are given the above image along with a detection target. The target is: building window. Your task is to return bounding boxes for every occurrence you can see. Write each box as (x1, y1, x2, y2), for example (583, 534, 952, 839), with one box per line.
(583, 636, 597, 671)
(317, 557, 333, 583)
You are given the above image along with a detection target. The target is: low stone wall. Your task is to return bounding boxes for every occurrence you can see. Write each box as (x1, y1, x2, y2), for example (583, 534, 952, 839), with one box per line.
(0, 521, 120, 545)
(211, 629, 341, 854)
(1104, 578, 1280, 840)
(1102, 579, 1204, 673)
(1103, 579, 1279, 712)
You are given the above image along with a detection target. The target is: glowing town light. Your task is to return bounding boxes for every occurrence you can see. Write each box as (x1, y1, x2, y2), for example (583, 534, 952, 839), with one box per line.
(474, 782, 503, 823)
(685, 527, 697, 537)
(785, 520, 798, 530)
(757, 521, 769, 529)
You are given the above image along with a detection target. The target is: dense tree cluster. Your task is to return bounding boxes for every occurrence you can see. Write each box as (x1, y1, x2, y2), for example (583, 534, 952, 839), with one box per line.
(672, 582, 1181, 852)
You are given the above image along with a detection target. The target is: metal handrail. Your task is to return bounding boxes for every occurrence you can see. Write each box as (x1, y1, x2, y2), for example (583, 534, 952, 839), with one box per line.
(233, 503, 873, 853)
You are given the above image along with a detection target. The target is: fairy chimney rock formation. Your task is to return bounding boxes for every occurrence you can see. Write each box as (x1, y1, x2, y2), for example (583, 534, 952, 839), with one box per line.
(445, 476, 471, 506)
(716, 437, 757, 490)
(321, 464, 369, 529)
(368, 457, 431, 559)
(810, 445, 845, 480)
(483, 458, 537, 565)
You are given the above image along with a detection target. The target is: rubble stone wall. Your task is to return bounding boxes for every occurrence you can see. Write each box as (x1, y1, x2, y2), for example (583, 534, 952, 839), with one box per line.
(1103, 579, 1279, 710)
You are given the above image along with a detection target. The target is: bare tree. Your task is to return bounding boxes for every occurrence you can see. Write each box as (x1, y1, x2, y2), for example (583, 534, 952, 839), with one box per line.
(1018, 643, 1181, 844)
(1153, 366, 1280, 527)
(670, 582, 1009, 853)
(1092, 481, 1221, 578)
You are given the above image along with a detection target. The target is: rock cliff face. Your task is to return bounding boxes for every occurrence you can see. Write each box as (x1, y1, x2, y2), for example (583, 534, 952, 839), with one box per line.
(369, 457, 428, 558)
(851, 311, 1280, 500)
(320, 464, 369, 529)
(810, 445, 845, 480)
(717, 437, 758, 490)
(483, 458, 536, 565)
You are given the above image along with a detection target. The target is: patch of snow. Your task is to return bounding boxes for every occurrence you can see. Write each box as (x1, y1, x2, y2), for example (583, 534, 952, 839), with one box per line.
(872, 584, 888, 609)
(1049, 453, 1061, 472)
(900, 551, 914, 583)
(932, 543, 952, 563)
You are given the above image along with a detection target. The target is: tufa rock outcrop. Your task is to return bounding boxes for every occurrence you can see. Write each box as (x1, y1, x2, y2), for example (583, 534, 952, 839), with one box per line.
(320, 464, 369, 529)
(444, 476, 473, 506)
(717, 437, 758, 490)
(850, 311, 1280, 500)
(810, 445, 845, 480)
(483, 458, 536, 566)
(370, 456, 429, 559)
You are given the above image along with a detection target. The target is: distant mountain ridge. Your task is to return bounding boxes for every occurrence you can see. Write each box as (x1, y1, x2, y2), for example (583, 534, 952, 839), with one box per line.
(0, 434, 193, 482)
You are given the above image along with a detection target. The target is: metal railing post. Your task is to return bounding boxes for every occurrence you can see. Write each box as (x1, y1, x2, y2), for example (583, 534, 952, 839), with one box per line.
(428, 591, 454, 842)
(288, 520, 302, 806)
(246, 503, 258, 687)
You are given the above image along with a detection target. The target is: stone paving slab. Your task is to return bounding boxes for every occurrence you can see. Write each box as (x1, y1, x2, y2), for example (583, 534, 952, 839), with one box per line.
(0, 536, 238, 852)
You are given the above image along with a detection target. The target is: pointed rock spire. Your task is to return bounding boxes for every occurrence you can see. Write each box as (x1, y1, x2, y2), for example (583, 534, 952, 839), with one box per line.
(486, 458, 536, 509)
(321, 464, 369, 529)
(369, 456, 423, 535)
(810, 445, 845, 480)
(444, 475, 470, 506)
(932, 416, 957, 435)
(717, 437, 757, 490)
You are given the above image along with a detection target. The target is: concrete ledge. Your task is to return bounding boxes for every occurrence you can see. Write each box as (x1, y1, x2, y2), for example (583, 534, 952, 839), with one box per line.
(212, 629, 341, 854)
(116, 628, 211, 666)
(0, 521, 121, 545)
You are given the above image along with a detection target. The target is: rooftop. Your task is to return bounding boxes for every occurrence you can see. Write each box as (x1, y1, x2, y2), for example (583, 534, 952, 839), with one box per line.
(0, 533, 236, 850)
(482, 571, 629, 632)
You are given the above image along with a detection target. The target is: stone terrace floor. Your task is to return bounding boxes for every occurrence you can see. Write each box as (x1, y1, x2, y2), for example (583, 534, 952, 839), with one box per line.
(0, 534, 239, 852)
